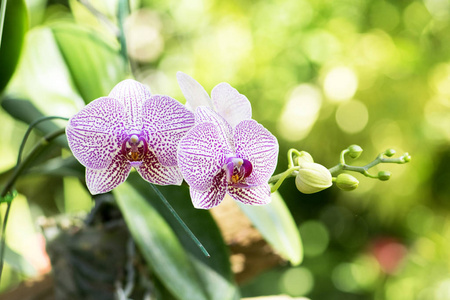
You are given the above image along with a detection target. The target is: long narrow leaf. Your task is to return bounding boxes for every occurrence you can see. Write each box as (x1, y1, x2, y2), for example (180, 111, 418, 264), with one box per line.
(238, 190, 303, 265)
(129, 174, 240, 300)
(114, 182, 208, 300)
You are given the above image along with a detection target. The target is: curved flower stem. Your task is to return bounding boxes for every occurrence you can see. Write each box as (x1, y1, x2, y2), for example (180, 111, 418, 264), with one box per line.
(269, 166, 299, 193)
(328, 151, 410, 178)
(287, 148, 303, 169)
(17, 116, 69, 165)
(0, 127, 67, 282)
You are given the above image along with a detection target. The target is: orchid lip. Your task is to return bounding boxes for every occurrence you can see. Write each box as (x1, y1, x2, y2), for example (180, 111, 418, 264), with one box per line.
(121, 133, 148, 164)
(223, 156, 253, 185)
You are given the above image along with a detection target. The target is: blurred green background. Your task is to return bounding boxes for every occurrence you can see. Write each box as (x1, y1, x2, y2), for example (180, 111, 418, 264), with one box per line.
(1, 0, 450, 299)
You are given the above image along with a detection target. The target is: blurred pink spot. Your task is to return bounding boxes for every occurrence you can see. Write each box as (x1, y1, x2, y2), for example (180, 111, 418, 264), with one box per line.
(371, 237, 407, 274)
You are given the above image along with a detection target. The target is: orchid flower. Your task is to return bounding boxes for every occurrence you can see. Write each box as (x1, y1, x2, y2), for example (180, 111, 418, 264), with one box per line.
(66, 79, 194, 194)
(177, 106, 279, 209)
(176, 71, 252, 128)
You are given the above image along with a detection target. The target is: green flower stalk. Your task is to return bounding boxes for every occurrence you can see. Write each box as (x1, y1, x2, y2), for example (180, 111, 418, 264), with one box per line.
(269, 145, 410, 193)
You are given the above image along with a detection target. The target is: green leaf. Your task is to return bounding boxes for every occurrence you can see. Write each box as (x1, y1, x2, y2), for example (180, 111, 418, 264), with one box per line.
(238, 190, 303, 265)
(0, 0, 28, 93)
(5, 22, 127, 117)
(128, 174, 240, 300)
(51, 22, 127, 103)
(1, 97, 68, 148)
(28, 156, 84, 179)
(5, 26, 85, 117)
(114, 182, 209, 300)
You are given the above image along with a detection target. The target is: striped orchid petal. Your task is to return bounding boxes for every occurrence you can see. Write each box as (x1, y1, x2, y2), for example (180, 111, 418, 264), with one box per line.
(66, 97, 125, 170)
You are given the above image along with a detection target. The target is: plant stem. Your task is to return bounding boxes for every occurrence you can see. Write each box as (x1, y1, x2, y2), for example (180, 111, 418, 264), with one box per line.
(269, 166, 299, 193)
(0, 202, 11, 282)
(328, 153, 409, 177)
(17, 116, 69, 165)
(148, 184, 210, 258)
(0, 128, 67, 282)
(1, 128, 66, 198)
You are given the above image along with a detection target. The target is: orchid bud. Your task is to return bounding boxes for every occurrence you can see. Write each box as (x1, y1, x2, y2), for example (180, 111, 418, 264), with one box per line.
(295, 162, 332, 194)
(335, 173, 359, 191)
(295, 151, 314, 165)
(385, 148, 396, 157)
(348, 145, 363, 159)
(378, 171, 391, 181)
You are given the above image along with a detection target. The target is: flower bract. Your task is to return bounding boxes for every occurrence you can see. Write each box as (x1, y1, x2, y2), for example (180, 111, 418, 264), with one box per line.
(66, 79, 195, 194)
(177, 107, 279, 209)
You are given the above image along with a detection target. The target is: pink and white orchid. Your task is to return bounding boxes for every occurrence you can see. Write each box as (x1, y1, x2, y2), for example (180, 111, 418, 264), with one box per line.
(66, 79, 194, 194)
(176, 73, 279, 209)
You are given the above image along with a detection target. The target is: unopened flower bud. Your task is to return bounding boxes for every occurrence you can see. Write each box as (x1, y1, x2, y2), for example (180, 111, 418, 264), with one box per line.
(378, 171, 391, 181)
(403, 153, 411, 162)
(348, 145, 363, 159)
(295, 162, 332, 194)
(296, 151, 314, 165)
(335, 173, 359, 191)
(385, 148, 396, 157)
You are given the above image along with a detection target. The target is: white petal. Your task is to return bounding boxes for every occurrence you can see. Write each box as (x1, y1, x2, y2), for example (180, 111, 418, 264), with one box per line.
(176, 71, 213, 111)
(234, 120, 279, 185)
(66, 97, 125, 170)
(85, 153, 132, 194)
(136, 150, 183, 185)
(189, 172, 228, 209)
(142, 95, 195, 167)
(108, 79, 152, 129)
(211, 82, 252, 128)
(194, 106, 234, 152)
(177, 122, 232, 191)
(227, 183, 271, 206)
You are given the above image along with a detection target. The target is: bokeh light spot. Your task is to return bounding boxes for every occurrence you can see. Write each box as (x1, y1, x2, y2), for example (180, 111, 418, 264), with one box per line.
(323, 66, 358, 102)
(332, 255, 379, 293)
(278, 84, 322, 142)
(299, 220, 329, 257)
(335, 100, 369, 134)
(424, 0, 450, 20)
(126, 9, 163, 62)
(279, 267, 314, 297)
(403, 2, 432, 34)
(303, 30, 341, 64)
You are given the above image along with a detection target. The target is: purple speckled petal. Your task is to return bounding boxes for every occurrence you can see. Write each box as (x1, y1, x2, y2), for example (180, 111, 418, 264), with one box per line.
(108, 79, 152, 129)
(85, 152, 132, 194)
(227, 183, 271, 206)
(176, 71, 213, 111)
(142, 95, 195, 167)
(189, 170, 227, 209)
(194, 106, 234, 151)
(66, 97, 125, 170)
(211, 83, 252, 128)
(178, 122, 232, 191)
(136, 150, 183, 185)
(234, 120, 279, 185)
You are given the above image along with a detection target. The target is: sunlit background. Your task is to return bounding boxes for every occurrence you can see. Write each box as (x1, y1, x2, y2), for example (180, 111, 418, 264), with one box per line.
(1, 0, 450, 299)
